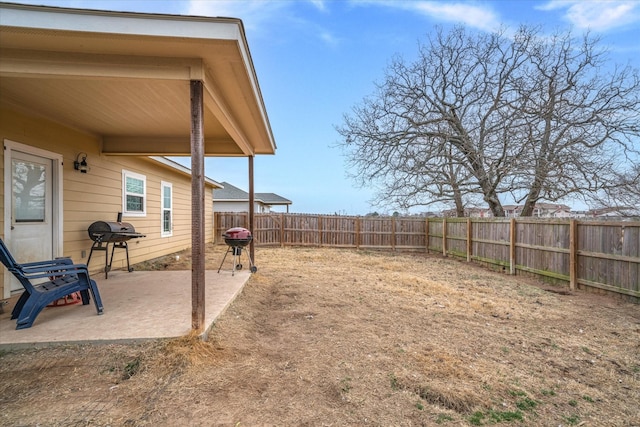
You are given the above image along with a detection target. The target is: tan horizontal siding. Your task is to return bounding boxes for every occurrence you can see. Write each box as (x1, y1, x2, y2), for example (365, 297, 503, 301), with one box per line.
(1, 109, 216, 290)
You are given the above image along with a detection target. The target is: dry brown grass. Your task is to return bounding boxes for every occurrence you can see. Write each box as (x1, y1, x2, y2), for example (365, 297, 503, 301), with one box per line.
(1, 246, 639, 426)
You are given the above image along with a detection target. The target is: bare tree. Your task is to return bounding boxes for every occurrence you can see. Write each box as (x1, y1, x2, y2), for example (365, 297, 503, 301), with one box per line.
(588, 163, 640, 212)
(337, 25, 640, 216)
(509, 30, 640, 216)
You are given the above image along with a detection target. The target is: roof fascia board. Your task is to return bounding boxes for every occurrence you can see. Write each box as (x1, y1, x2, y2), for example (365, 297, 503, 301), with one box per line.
(258, 200, 292, 205)
(0, 49, 202, 81)
(203, 69, 253, 156)
(0, 4, 242, 41)
(101, 136, 243, 156)
(232, 22, 276, 153)
(215, 198, 267, 204)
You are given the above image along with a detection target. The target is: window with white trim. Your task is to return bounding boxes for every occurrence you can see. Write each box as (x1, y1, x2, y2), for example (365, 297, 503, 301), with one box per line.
(122, 170, 146, 216)
(161, 181, 173, 237)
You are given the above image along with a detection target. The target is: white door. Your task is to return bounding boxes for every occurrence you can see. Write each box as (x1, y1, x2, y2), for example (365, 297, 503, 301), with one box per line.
(4, 141, 62, 296)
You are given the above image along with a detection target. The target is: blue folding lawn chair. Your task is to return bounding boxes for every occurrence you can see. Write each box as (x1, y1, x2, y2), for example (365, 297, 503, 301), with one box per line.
(0, 238, 103, 329)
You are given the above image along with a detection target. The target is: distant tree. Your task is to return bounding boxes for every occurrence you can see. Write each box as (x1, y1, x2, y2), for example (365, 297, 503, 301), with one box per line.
(590, 163, 640, 210)
(337, 25, 640, 216)
(506, 29, 640, 216)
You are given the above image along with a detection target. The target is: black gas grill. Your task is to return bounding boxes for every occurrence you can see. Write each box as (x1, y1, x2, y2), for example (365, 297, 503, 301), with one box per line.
(217, 227, 257, 276)
(87, 214, 145, 278)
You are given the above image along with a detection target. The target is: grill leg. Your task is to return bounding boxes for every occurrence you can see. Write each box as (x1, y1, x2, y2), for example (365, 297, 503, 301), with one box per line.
(218, 245, 256, 275)
(87, 239, 110, 279)
(217, 246, 231, 274)
(87, 240, 100, 265)
(245, 250, 257, 273)
(106, 242, 133, 278)
(231, 247, 242, 276)
(105, 242, 112, 279)
(122, 242, 133, 272)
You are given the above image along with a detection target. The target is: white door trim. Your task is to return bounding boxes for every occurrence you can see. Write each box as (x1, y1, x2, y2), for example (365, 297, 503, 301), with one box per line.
(3, 139, 64, 298)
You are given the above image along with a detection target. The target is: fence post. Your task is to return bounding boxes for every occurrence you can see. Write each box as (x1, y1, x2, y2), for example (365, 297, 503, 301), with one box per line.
(425, 217, 429, 253)
(467, 218, 472, 262)
(214, 212, 218, 244)
(356, 217, 361, 250)
(569, 219, 577, 291)
(280, 213, 284, 248)
(442, 217, 447, 257)
(392, 216, 396, 251)
(509, 218, 516, 275)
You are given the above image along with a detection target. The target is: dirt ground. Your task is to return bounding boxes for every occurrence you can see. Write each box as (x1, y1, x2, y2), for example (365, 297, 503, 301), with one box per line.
(1, 246, 639, 427)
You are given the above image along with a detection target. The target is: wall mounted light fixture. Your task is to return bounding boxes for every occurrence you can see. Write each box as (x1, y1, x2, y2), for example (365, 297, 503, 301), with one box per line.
(74, 152, 88, 173)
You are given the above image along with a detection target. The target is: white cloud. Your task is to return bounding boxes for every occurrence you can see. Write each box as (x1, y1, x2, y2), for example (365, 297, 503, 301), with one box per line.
(309, 0, 328, 13)
(319, 30, 340, 46)
(411, 2, 500, 32)
(186, 0, 289, 31)
(538, 0, 640, 31)
(186, 0, 338, 45)
(352, 0, 501, 32)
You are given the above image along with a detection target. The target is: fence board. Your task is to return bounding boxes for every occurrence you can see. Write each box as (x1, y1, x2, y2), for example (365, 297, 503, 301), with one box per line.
(577, 222, 639, 298)
(214, 212, 639, 301)
(445, 219, 468, 257)
(516, 220, 571, 279)
(254, 214, 282, 247)
(427, 218, 443, 252)
(472, 220, 510, 267)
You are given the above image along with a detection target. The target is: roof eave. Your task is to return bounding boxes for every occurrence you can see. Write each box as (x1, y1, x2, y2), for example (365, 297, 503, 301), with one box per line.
(147, 156, 222, 188)
(0, 2, 276, 156)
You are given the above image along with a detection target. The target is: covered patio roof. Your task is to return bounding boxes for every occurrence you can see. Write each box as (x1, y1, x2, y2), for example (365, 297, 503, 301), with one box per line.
(0, 2, 276, 157)
(0, 3, 275, 331)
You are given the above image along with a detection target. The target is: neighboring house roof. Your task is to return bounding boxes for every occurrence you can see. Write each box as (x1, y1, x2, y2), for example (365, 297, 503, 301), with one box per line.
(535, 203, 571, 211)
(214, 181, 252, 201)
(255, 193, 292, 206)
(148, 156, 223, 188)
(214, 181, 292, 206)
(444, 203, 580, 217)
(589, 206, 640, 217)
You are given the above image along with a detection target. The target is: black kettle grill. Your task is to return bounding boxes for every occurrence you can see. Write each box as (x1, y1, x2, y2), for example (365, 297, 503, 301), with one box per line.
(217, 227, 257, 276)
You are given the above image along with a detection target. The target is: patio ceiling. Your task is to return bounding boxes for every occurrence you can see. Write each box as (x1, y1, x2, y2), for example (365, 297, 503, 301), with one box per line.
(0, 3, 276, 157)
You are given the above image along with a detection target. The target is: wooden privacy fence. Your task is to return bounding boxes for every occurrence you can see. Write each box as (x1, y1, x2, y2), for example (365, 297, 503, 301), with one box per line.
(215, 212, 640, 300)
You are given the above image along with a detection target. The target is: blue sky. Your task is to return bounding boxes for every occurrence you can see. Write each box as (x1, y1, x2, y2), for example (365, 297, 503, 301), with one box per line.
(8, 0, 640, 214)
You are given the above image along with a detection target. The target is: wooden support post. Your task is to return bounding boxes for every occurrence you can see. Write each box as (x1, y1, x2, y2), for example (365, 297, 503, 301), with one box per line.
(248, 156, 255, 264)
(442, 217, 447, 257)
(318, 215, 323, 247)
(509, 218, 516, 275)
(467, 218, 472, 262)
(569, 219, 577, 291)
(356, 217, 361, 250)
(190, 80, 205, 331)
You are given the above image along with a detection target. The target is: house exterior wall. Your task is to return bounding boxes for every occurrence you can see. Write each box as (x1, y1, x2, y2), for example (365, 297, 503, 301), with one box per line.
(214, 201, 270, 213)
(214, 201, 248, 213)
(0, 107, 213, 296)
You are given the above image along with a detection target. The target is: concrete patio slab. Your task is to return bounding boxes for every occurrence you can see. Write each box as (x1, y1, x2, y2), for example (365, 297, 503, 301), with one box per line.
(0, 269, 250, 349)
